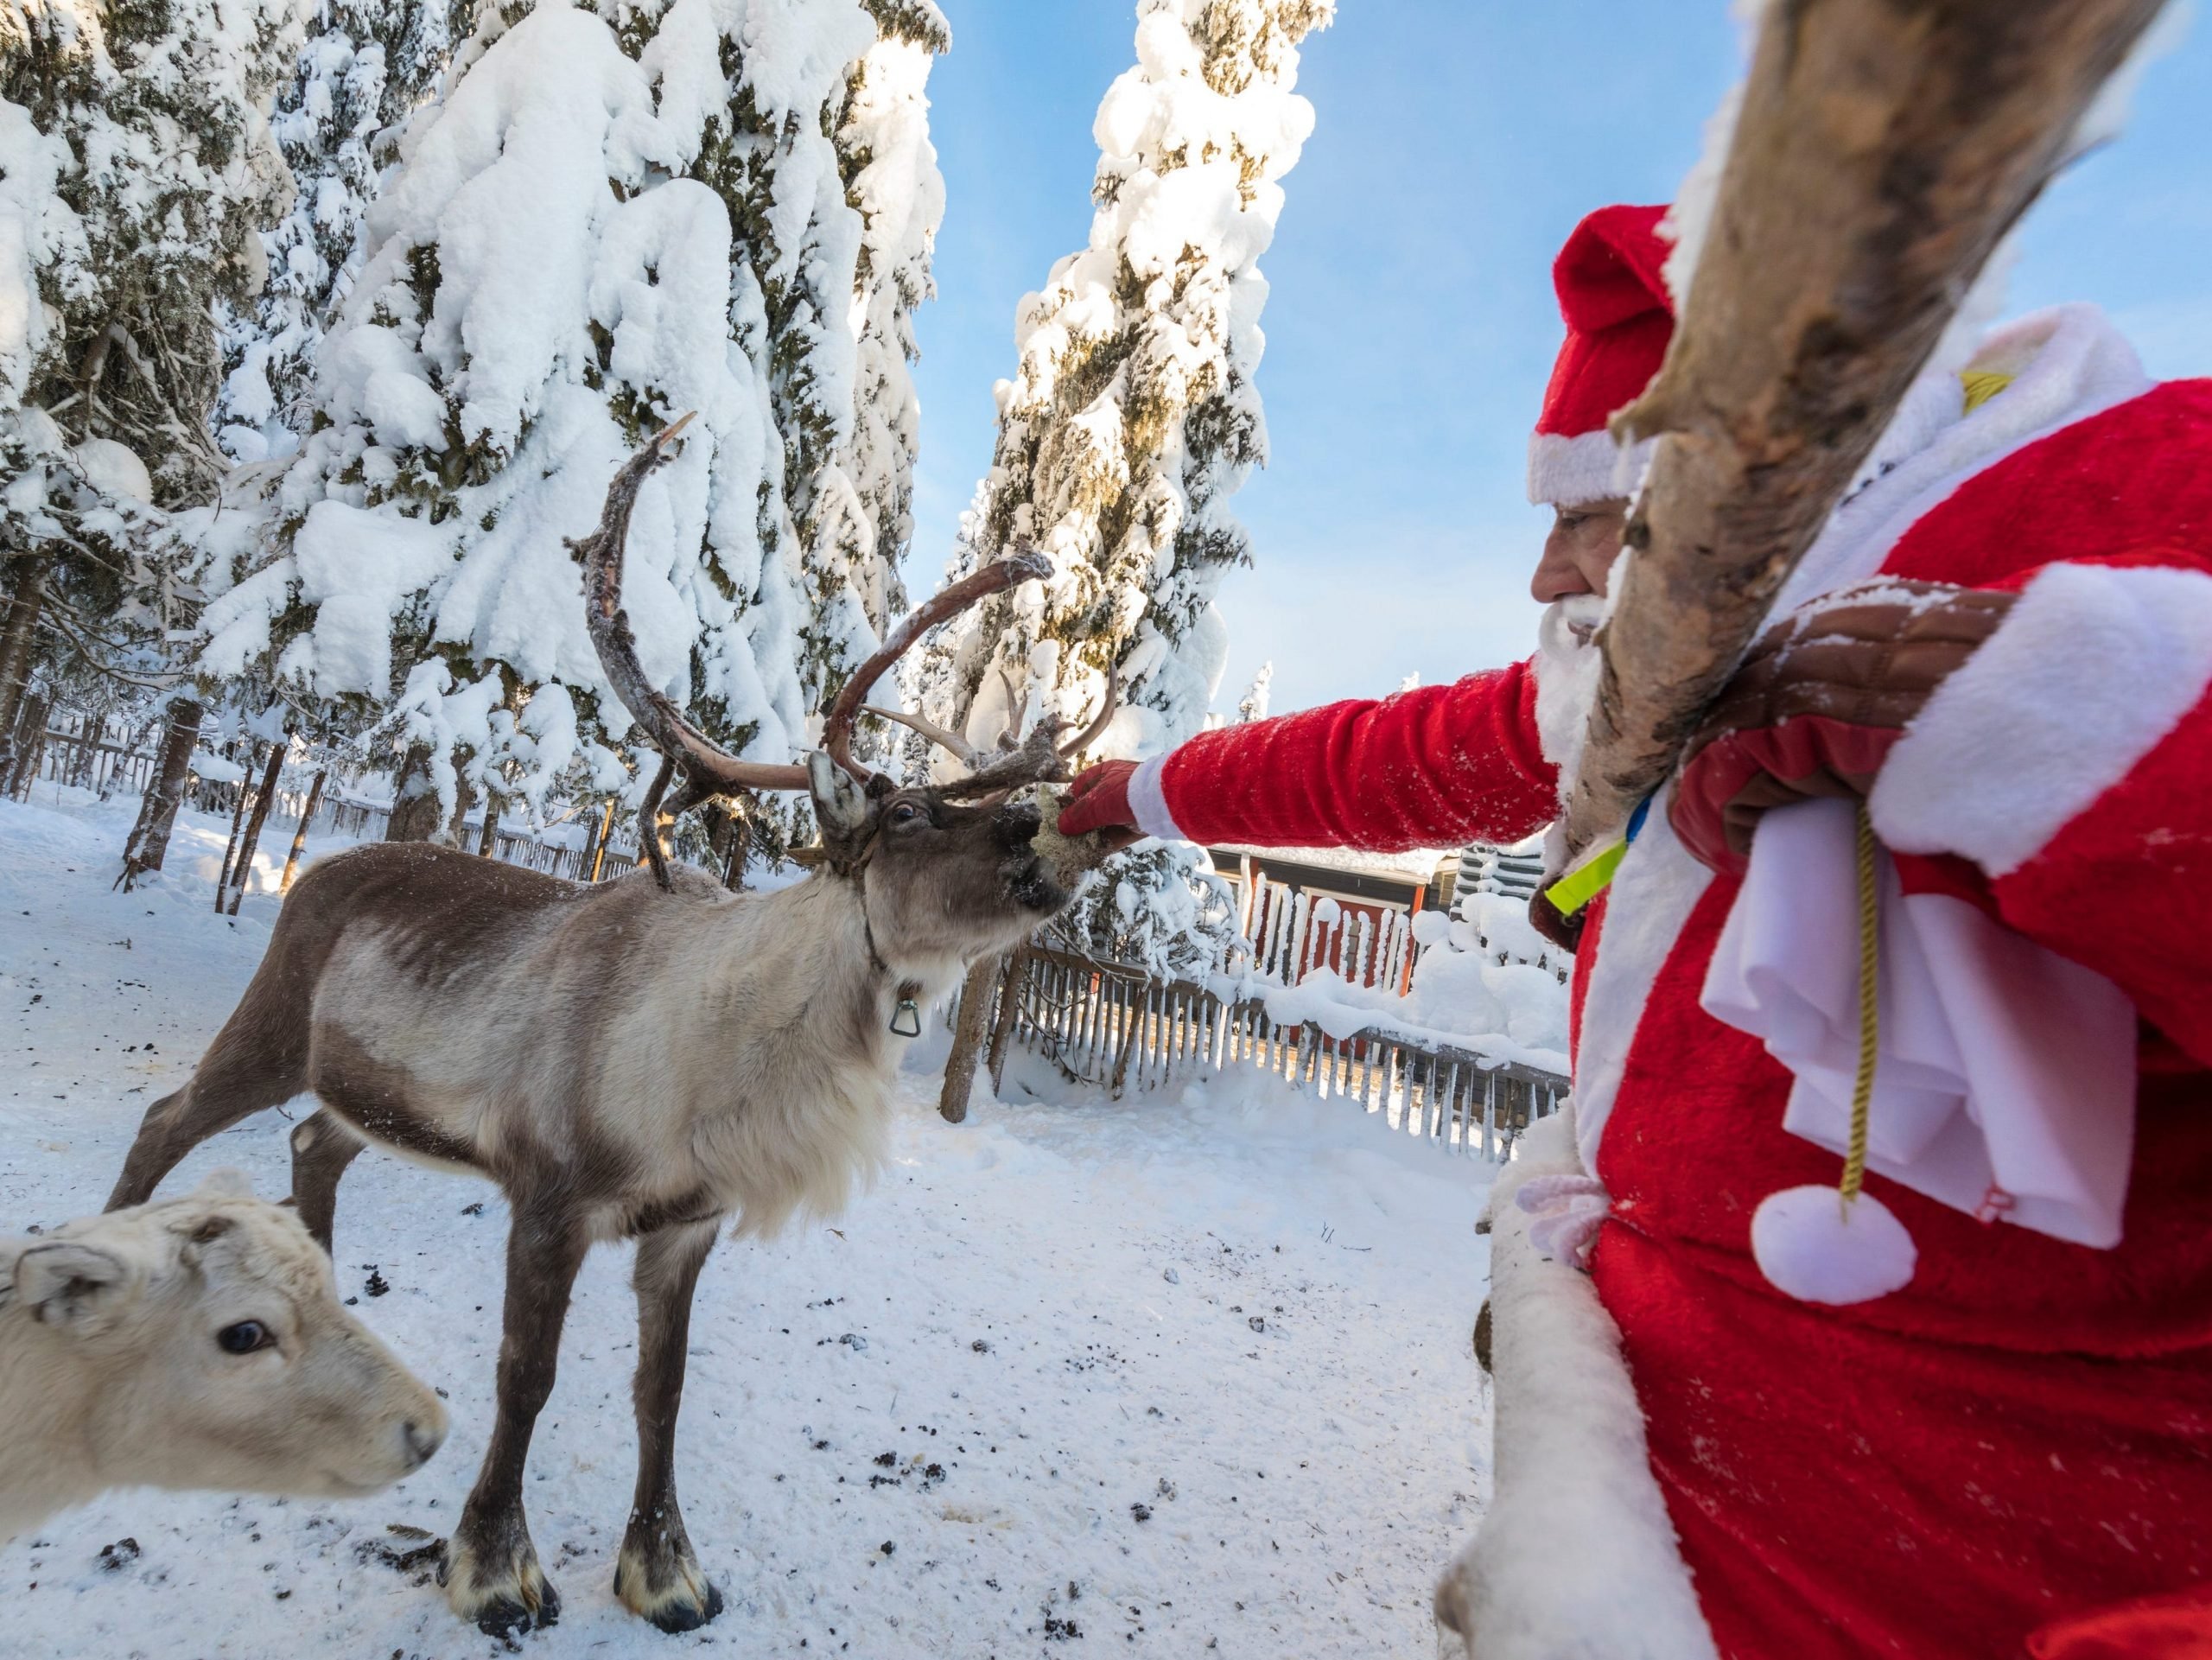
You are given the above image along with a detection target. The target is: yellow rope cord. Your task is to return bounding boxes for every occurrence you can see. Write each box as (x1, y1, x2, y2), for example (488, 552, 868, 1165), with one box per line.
(1960, 368, 2015, 415)
(1840, 802, 1880, 1207)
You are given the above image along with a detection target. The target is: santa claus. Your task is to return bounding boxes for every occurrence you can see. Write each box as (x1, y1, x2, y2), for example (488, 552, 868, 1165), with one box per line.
(1058, 203, 2212, 1657)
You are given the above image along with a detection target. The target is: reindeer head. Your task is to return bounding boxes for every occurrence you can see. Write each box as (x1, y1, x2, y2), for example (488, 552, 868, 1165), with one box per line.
(576, 419, 1116, 958)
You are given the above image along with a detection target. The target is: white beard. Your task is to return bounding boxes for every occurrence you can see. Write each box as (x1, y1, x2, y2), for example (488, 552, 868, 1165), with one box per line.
(1532, 594, 1608, 792)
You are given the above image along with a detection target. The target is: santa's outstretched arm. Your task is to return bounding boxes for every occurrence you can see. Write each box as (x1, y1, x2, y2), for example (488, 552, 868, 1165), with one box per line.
(1061, 664, 1559, 854)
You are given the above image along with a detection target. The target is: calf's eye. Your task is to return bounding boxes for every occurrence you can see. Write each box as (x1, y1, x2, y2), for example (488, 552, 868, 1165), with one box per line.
(216, 1320, 274, 1355)
(891, 803, 921, 824)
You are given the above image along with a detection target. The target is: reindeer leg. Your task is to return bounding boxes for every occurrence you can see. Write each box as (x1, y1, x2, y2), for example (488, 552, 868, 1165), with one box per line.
(108, 935, 314, 1211)
(614, 1215, 724, 1631)
(441, 1200, 588, 1636)
(288, 1109, 367, 1255)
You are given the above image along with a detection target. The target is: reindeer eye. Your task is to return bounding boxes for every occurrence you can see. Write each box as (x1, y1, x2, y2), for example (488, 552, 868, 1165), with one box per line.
(890, 802, 922, 825)
(216, 1320, 274, 1355)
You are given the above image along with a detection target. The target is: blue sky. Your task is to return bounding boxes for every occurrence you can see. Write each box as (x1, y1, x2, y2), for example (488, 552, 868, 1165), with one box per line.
(907, 2, 2212, 719)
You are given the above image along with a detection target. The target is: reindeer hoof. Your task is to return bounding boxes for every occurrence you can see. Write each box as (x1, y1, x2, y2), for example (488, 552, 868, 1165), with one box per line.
(440, 1536, 560, 1636)
(615, 1543, 723, 1632)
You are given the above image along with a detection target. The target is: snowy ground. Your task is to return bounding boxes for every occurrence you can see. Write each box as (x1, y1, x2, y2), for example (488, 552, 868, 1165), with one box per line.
(0, 791, 1494, 1659)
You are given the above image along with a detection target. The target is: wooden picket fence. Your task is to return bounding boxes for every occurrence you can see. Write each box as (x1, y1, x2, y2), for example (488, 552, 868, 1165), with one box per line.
(1243, 874, 1428, 994)
(295, 793, 639, 883)
(982, 944, 1567, 1161)
(18, 712, 156, 799)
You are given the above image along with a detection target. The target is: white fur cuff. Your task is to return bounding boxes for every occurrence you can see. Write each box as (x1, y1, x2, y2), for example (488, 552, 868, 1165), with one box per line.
(1871, 562, 2212, 876)
(1126, 754, 1191, 843)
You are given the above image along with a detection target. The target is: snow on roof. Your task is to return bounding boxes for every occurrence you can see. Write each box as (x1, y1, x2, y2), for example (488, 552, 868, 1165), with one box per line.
(1211, 843, 1457, 886)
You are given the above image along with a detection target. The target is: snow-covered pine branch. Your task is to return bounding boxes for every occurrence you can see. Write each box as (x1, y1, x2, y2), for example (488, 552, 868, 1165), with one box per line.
(214, 0, 457, 465)
(195, 0, 945, 842)
(0, 0, 302, 788)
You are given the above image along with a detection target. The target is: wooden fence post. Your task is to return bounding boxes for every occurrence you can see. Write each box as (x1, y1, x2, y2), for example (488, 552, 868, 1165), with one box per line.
(986, 947, 1027, 1095)
(938, 952, 1001, 1124)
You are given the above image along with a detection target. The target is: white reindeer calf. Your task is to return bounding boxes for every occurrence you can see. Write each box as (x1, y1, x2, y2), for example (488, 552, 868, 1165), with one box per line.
(0, 1173, 446, 1544)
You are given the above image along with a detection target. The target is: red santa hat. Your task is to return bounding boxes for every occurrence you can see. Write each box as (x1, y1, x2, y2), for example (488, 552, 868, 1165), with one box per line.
(1527, 203, 1675, 506)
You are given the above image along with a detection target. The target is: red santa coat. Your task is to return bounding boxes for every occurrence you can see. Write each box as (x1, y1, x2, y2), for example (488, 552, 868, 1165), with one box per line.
(1124, 308, 2212, 1657)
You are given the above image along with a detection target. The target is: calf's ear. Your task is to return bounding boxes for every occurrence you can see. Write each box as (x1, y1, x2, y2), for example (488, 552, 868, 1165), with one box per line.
(189, 1167, 254, 1201)
(15, 1242, 136, 1334)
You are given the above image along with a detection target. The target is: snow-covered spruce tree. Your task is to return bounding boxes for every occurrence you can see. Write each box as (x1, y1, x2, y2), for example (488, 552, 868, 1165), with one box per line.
(826, 0, 948, 657)
(1, 0, 300, 849)
(197, 0, 930, 851)
(213, 0, 456, 464)
(1235, 658, 1271, 722)
(912, 0, 1331, 978)
(730, 0, 948, 754)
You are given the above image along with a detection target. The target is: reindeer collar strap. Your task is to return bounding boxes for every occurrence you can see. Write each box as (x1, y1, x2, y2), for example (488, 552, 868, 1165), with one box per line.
(857, 906, 925, 1038)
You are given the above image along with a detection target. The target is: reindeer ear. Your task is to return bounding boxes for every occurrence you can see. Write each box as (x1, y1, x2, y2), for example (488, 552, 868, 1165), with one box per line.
(15, 1241, 136, 1334)
(189, 1167, 254, 1201)
(807, 752, 873, 836)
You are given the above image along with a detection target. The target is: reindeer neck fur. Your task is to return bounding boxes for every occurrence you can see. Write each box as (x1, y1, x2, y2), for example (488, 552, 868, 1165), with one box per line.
(622, 868, 973, 1242)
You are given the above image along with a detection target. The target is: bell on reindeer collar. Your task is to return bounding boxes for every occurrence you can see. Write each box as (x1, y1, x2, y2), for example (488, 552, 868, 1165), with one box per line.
(889, 989, 923, 1038)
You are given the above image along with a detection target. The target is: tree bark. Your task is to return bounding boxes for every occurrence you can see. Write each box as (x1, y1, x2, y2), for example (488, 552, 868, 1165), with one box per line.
(215, 744, 255, 909)
(65, 718, 98, 791)
(985, 947, 1027, 1095)
(279, 766, 328, 894)
(0, 563, 45, 776)
(439, 767, 478, 849)
(703, 794, 756, 890)
(385, 742, 443, 843)
(118, 696, 203, 891)
(224, 739, 289, 915)
(1555, 0, 2165, 872)
(5, 690, 50, 798)
(476, 785, 502, 857)
(938, 954, 1001, 1124)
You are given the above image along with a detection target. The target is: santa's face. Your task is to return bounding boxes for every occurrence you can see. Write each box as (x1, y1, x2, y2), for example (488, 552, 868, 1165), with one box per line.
(1531, 499, 1629, 607)
(1529, 498, 1630, 784)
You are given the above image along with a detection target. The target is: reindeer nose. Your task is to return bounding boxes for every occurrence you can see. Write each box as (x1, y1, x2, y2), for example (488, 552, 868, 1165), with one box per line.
(404, 1418, 445, 1468)
(995, 802, 1043, 848)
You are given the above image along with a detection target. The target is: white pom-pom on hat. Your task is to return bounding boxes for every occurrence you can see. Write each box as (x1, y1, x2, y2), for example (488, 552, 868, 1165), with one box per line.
(1751, 1185, 1917, 1305)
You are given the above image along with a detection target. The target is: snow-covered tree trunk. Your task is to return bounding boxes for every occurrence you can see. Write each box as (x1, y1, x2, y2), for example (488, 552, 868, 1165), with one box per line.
(279, 764, 328, 891)
(912, 0, 1331, 982)
(118, 695, 205, 889)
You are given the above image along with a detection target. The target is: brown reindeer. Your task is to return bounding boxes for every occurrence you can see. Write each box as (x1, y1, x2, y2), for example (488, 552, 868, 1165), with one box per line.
(104, 423, 1112, 1636)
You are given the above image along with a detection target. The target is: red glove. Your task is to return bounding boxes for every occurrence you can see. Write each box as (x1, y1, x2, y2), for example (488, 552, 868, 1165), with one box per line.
(1056, 760, 1143, 849)
(1670, 581, 2015, 875)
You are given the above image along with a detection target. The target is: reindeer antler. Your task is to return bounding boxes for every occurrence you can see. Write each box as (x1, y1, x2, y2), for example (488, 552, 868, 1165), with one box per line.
(817, 547, 1052, 782)
(576, 414, 813, 803)
(860, 705, 982, 766)
(579, 420, 1060, 889)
